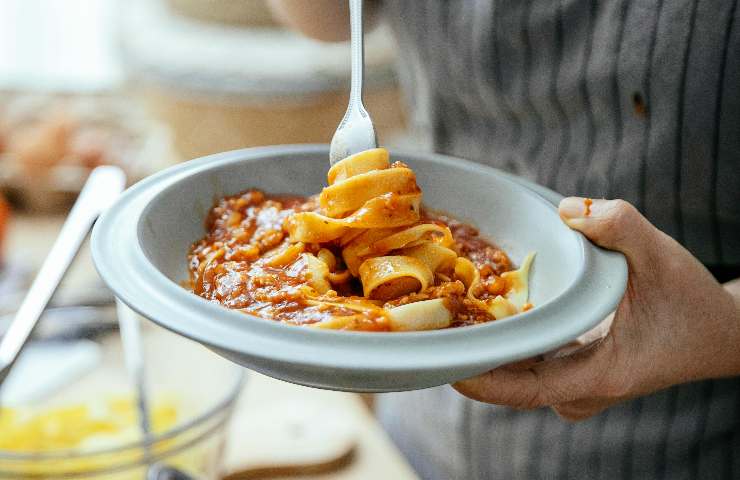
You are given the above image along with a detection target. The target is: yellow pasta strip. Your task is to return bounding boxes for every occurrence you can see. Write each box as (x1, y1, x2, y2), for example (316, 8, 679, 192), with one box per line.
(305, 298, 384, 311)
(487, 296, 520, 319)
(262, 242, 304, 267)
(455, 253, 536, 319)
(388, 298, 452, 331)
(402, 243, 458, 274)
(302, 253, 331, 294)
(285, 213, 349, 243)
(316, 248, 337, 271)
(327, 148, 390, 185)
(309, 315, 362, 329)
(359, 256, 433, 300)
(320, 167, 419, 217)
(357, 223, 454, 257)
(502, 252, 536, 309)
(287, 193, 421, 243)
(342, 227, 400, 276)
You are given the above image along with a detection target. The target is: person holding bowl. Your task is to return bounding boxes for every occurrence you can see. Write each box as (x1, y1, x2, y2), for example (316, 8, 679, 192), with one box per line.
(269, 1, 740, 478)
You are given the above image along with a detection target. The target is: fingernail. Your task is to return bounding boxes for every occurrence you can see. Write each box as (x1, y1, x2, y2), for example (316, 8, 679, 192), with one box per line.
(559, 197, 591, 219)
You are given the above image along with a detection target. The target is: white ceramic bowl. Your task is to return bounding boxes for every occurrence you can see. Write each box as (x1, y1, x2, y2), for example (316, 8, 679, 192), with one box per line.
(91, 145, 627, 392)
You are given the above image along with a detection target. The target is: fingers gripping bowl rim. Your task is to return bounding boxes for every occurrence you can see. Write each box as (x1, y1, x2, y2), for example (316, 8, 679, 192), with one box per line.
(91, 145, 628, 392)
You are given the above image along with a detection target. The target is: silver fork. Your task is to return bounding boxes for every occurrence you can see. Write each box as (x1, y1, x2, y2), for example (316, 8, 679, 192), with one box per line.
(329, 0, 378, 166)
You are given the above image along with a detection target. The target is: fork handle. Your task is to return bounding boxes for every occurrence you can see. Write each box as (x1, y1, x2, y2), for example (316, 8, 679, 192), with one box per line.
(348, 0, 365, 106)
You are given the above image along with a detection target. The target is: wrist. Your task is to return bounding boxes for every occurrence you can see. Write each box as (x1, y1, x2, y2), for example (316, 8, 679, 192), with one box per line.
(649, 281, 740, 390)
(721, 279, 740, 376)
(695, 284, 740, 380)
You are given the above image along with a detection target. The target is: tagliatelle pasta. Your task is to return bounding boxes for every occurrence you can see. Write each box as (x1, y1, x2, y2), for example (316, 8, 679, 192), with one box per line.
(188, 148, 535, 331)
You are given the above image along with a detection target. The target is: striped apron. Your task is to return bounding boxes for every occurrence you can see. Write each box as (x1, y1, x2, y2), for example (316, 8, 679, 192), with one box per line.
(376, 1, 740, 478)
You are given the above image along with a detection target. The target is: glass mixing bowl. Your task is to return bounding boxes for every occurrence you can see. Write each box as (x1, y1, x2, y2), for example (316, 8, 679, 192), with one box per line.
(0, 323, 245, 479)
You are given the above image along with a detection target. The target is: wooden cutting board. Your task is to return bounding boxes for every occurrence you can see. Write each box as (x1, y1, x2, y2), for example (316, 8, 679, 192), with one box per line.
(222, 398, 357, 479)
(218, 372, 420, 480)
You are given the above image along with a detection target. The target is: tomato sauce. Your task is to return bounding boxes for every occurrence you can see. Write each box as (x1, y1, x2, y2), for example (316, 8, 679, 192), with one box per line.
(189, 190, 514, 329)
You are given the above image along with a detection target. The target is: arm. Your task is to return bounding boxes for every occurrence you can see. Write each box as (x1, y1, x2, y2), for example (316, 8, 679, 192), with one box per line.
(454, 198, 740, 421)
(267, 0, 380, 42)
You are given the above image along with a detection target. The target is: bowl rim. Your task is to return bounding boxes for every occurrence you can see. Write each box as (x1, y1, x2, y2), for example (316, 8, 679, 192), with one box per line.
(91, 145, 627, 381)
(0, 369, 244, 462)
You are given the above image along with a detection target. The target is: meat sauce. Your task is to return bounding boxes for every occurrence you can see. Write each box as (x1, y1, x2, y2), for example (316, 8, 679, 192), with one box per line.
(188, 190, 514, 330)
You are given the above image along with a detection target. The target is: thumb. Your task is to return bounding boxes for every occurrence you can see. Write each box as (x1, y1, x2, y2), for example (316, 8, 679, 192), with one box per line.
(558, 198, 658, 261)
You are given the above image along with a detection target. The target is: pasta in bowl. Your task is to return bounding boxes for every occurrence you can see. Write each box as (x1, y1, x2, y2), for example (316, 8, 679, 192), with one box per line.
(188, 148, 535, 331)
(91, 145, 627, 391)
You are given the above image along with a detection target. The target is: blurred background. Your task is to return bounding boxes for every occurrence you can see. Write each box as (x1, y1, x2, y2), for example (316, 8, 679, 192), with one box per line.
(0, 1, 418, 478)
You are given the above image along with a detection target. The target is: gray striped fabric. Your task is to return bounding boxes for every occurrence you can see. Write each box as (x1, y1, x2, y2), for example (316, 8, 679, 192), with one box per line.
(376, 1, 740, 479)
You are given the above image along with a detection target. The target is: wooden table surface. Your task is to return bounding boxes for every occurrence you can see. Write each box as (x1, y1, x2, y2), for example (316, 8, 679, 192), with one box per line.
(5, 214, 418, 480)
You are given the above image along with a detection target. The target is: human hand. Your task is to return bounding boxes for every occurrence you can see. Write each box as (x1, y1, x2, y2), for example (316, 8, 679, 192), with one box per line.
(453, 198, 740, 421)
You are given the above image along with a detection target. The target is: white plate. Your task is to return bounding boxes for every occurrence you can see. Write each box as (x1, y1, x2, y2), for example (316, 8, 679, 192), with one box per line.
(91, 145, 627, 392)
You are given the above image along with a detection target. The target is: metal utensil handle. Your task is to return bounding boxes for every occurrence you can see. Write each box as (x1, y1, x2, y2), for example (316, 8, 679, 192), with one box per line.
(147, 463, 197, 480)
(0, 166, 126, 387)
(335, 0, 367, 132)
(348, 0, 365, 106)
(117, 301, 153, 446)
